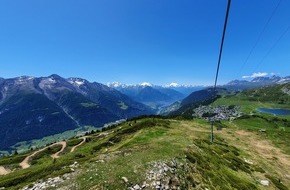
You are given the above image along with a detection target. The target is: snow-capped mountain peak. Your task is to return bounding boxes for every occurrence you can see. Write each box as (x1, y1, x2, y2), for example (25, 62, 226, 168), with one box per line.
(270, 75, 282, 82)
(166, 82, 180, 87)
(140, 82, 152, 87)
(107, 82, 128, 88)
(225, 75, 290, 90)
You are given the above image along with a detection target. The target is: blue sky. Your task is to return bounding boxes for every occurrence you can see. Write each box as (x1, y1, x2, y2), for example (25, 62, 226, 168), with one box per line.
(0, 0, 289, 85)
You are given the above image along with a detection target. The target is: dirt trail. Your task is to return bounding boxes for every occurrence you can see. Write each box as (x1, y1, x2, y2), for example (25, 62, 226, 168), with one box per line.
(51, 141, 67, 159)
(20, 141, 67, 169)
(69, 132, 112, 153)
(70, 137, 86, 153)
(17, 132, 113, 170)
(0, 166, 10, 175)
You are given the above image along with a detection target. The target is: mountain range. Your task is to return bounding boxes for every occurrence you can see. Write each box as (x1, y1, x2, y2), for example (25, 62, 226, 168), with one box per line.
(107, 82, 205, 109)
(223, 75, 290, 90)
(108, 75, 290, 108)
(107, 82, 205, 96)
(1, 74, 289, 151)
(0, 75, 153, 150)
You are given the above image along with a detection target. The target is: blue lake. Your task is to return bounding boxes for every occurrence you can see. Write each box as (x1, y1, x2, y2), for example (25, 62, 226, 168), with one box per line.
(257, 108, 290, 115)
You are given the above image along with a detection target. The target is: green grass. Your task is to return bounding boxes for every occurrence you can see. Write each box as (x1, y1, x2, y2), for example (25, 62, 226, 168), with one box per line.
(0, 153, 29, 169)
(67, 138, 84, 147)
(30, 144, 63, 165)
(1, 117, 290, 189)
(10, 125, 100, 154)
(226, 116, 290, 155)
(184, 136, 276, 189)
(0, 161, 72, 190)
(265, 174, 289, 190)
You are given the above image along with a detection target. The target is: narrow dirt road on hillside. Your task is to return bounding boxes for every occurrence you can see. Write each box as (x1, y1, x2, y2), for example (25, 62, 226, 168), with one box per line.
(51, 141, 67, 159)
(69, 132, 114, 153)
(0, 166, 10, 175)
(70, 137, 86, 153)
(20, 141, 67, 169)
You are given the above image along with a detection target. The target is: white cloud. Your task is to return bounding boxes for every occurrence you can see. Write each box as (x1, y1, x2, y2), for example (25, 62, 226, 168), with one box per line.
(242, 72, 268, 79)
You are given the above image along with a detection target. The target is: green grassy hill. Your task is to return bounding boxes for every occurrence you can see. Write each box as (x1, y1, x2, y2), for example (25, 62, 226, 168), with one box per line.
(0, 116, 289, 190)
(213, 83, 290, 120)
(241, 83, 290, 105)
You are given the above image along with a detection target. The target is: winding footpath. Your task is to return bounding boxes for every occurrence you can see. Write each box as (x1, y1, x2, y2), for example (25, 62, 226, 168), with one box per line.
(51, 141, 67, 159)
(0, 166, 10, 175)
(70, 137, 86, 153)
(69, 132, 113, 153)
(1, 132, 111, 175)
(19, 141, 67, 169)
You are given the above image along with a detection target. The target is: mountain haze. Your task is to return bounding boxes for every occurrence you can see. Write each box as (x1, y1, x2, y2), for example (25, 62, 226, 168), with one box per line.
(107, 82, 205, 109)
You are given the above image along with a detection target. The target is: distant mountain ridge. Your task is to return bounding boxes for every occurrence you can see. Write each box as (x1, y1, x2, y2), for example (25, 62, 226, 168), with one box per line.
(107, 82, 205, 96)
(107, 82, 205, 109)
(0, 75, 153, 150)
(224, 75, 290, 90)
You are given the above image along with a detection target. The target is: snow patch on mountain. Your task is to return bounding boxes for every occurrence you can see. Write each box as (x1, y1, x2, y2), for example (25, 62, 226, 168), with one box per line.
(278, 76, 290, 84)
(140, 82, 152, 87)
(39, 77, 56, 89)
(15, 76, 35, 85)
(107, 82, 128, 88)
(68, 78, 85, 87)
(166, 82, 180, 87)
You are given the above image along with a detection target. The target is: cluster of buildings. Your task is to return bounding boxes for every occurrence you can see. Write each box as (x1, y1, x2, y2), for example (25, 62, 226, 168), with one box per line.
(192, 105, 241, 121)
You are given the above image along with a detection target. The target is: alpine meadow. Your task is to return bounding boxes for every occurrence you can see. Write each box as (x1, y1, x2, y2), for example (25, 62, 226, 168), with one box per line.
(0, 0, 290, 190)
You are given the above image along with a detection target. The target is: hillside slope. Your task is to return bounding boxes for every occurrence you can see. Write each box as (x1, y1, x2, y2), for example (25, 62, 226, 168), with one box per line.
(0, 117, 289, 190)
(0, 93, 78, 149)
(241, 82, 290, 104)
(161, 88, 228, 117)
(115, 85, 185, 109)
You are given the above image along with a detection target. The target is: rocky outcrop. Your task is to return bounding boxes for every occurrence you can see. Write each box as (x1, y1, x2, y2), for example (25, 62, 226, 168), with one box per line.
(126, 159, 188, 190)
(22, 162, 79, 190)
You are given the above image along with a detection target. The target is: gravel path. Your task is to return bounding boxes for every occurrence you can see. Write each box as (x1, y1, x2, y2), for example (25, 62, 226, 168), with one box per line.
(20, 141, 67, 169)
(70, 137, 86, 153)
(0, 166, 10, 175)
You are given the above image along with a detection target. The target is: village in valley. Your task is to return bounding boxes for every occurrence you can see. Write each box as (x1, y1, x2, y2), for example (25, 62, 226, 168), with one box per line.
(192, 105, 242, 121)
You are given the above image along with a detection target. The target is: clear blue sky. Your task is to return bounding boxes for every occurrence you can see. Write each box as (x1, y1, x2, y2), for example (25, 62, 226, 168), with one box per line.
(0, 0, 289, 85)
